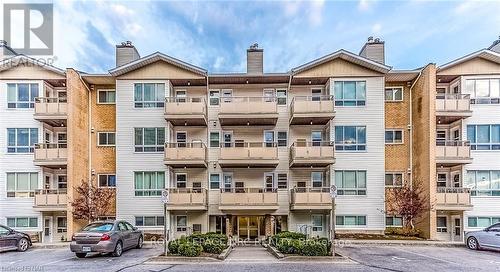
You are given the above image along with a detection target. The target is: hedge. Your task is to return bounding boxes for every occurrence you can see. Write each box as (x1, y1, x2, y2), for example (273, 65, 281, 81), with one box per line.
(168, 232, 228, 256)
(271, 231, 330, 256)
(178, 242, 203, 257)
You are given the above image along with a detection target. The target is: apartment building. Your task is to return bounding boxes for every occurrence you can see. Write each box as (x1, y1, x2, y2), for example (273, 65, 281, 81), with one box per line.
(2, 37, 498, 243)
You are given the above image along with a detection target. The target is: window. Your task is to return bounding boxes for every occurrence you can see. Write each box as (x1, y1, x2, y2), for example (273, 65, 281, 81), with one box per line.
(263, 89, 275, 102)
(386, 216, 403, 227)
(7, 128, 38, 153)
(437, 217, 447, 232)
(465, 170, 500, 196)
(311, 88, 322, 101)
(209, 90, 220, 105)
(176, 215, 187, 231)
(264, 131, 275, 147)
(175, 90, 187, 102)
(334, 81, 366, 106)
(176, 173, 187, 188)
(58, 175, 67, 189)
(311, 172, 324, 188)
(311, 131, 322, 146)
(264, 173, 274, 190)
(465, 79, 500, 104)
(7, 217, 38, 228)
(134, 127, 165, 152)
(437, 173, 447, 187)
(311, 215, 323, 231)
(385, 87, 403, 101)
(467, 125, 500, 150)
(335, 170, 366, 195)
(385, 173, 403, 187)
(135, 216, 164, 227)
(134, 171, 165, 196)
(209, 132, 220, 148)
(209, 173, 221, 189)
(176, 132, 187, 147)
(277, 173, 288, 189)
(468, 216, 500, 228)
(222, 89, 233, 102)
(336, 215, 366, 226)
(7, 83, 39, 108)
(97, 89, 116, 104)
(98, 174, 116, 187)
(97, 132, 116, 146)
(276, 89, 287, 105)
(277, 131, 287, 147)
(335, 126, 366, 151)
(57, 217, 67, 233)
(134, 83, 165, 108)
(385, 129, 403, 144)
(6, 173, 38, 197)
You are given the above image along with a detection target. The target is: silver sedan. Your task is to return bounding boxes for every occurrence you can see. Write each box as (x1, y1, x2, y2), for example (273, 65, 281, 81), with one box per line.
(465, 223, 500, 251)
(70, 220, 143, 258)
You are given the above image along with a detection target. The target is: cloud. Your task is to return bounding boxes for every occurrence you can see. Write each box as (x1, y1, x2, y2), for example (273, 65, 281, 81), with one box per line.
(358, 0, 371, 11)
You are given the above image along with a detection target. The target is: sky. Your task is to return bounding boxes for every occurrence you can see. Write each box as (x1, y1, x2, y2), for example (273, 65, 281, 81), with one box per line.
(2, 0, 500, 74)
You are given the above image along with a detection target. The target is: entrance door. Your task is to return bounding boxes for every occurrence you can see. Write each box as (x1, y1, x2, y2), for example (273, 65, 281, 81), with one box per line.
(238, 217, 249, 240)
(176, 132, 187, 148)
(43, 217, 53, 243)
(452, 216, 462, 242)
(238, 216, 260, 240)
(223, 173, 233, 192)
(223, 131, 233, 147)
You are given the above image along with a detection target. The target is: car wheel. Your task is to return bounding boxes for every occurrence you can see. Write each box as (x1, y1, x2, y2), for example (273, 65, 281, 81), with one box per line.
(17, 238, 29, 252)
(112, 241, 123, 257)
(467, 237, 479, 250)
(136, 236, 144, 249)
(75, 253, 87, 258)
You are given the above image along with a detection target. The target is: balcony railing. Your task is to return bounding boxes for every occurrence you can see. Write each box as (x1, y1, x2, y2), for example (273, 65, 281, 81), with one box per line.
(34, 97, 67, 118)
(290, 187, 332, 210)
(435, 140, 472, 165)
(164, 97, 207, 126)
(164, 142, 207, 168)
(436, 94, 471, 116)
(290, 96, 335, 125)
(34, 189, 67, 210)
(219, 187, 278, 208)
(219, 142, 279, 167)
(436, 187, 472, 210)
(165, 188, 207, 210)
(218, 96, 278, 125)
(289, 141, 335, 167)
(34, 143, 68, 167)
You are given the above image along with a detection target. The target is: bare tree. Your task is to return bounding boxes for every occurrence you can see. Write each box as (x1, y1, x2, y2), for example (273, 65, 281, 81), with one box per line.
(386, 181, 428, 230)
(71, 180, 114, 222)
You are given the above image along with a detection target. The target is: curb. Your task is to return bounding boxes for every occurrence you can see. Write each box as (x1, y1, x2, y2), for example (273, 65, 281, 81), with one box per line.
(281, 255, 353, 263)
(342, 240, 465, 247)
(266, 245, 284, 259)
(217, 246, 232, 260)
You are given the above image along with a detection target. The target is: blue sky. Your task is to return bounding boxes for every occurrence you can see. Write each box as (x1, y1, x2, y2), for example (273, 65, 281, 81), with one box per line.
(5, 0, 500, 73)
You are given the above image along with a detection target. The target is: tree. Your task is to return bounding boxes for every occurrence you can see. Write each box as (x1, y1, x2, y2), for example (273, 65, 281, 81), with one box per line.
(71, 180, 114, 222)
(386, 181, 428, 230)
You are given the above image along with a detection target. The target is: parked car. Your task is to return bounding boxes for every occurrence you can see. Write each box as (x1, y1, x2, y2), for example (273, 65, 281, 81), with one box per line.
(70, 220, 143, 258)
(0, 224, 32, 252)
(465, 223, 500, 250)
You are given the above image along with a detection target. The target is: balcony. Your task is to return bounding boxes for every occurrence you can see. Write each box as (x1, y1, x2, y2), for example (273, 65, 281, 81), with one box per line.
(164, 142, 207, 168)
(289, 96, 335, 125)
(34, 143, 67, 168)
(34, 97, 67, 126)
(165, 188, 207, 211)
(219, 188, 279, 210)
(435, 141, 472, 166)
(164, 97, 207, 126)
(289, 141, 335, 167)
(218, 142, 279, 168)
(218, 97, 278, 126)
(33, 189, 67, 211)
(290, 187, 332, 210)
(435, 94, 472, 123)
(435, 187, 473, 211)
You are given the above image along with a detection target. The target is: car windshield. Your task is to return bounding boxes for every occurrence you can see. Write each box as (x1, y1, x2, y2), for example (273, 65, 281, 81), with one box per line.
(82, 223, 114, 232)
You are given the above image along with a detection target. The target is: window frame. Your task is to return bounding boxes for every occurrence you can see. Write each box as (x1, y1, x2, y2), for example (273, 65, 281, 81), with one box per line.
(133, 83, 165, 108)
(98, 174, 116, 188)
(336, 215, 367, 227)
(209, 173, 221, 190)
(209, 90, 220, 106)
(97, 89, 116, 104)
(277, 131, 288, 147)
(6, 172, 39, 197)
(277, 173, 288, 189)
(57, 217, 67, 233)
(7, 83, 39, 109)
(386, 216, 403, 227)
(7, 128, 38, 153)
(467, 216, 500, 228)
(465, 170, 500, 196)
(384, 87, 404, 102)
(276, 89, 287, 105)
(134, 171, 165, 197)
(311, 214, 324, 232)
(97, 132, 116, 146)
(134, 127, 165, 153)
(135, 216, 165, 227)
(334, 126, 367, 152)
(385, 173, 404, 187)
(467, 124, 500, 150)
(333, 81, 367, 106)
(176, 215, 188, 232)
(209, 131, 220, 148)
(437, 216, 448, 232)
(175, 173, 187, 188)
(335, 170, 367, 195)
(6, 217, 38, 228)
(465, 78, 500, 104)
(385, 129, 404, 144)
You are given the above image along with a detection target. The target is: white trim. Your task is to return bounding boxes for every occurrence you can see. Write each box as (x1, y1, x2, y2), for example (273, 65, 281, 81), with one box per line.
(264, 172, 275, 189)
(384, 86, 404, 102)
(97, 132, 116, 147)
(97, 89, 116, 104)
(385, 129, 404, 144)
(438, 49, 500, 71)
(175, 173, 187, 188)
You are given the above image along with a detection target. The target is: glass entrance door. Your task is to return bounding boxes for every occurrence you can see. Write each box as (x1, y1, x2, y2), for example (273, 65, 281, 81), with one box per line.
(238, 216, 262, 240)
(238, 217, 249, 240)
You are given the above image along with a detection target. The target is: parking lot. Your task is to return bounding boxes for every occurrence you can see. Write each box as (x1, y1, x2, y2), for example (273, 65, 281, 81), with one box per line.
(0, 244, 499, 272)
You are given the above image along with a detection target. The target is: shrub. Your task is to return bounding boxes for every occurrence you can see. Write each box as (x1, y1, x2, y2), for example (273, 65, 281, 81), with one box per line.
(178, 242, 203, 257)
(168, 236, 188, 254)
(314, 237, 331, 253)
(385, 227, 422, 237)
(301, 241, 328, 256)
(201, 239, 226, 254)
(276, 238, 304, 254)
(271, 231, 306, 246)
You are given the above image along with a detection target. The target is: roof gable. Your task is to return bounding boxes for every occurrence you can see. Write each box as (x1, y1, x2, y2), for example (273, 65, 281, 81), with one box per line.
(291, 49, 391, 77)
(0, 55, 65, 79)
(438, 49, 500, 75)
(109, 52, 207, 78)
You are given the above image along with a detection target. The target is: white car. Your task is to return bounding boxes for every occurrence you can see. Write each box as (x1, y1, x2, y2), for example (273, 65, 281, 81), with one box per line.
(465, 223, 500, 250)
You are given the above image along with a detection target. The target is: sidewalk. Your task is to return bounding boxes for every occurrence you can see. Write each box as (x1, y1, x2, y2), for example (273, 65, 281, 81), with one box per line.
(341, 239, 464, 247)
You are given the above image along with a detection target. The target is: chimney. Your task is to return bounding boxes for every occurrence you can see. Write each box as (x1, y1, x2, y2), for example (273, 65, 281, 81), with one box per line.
(488, 36, 500, 53)
(116, 41, 140, 67)
(247, 43, 263, 74)
(359, 37, 385, 64)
